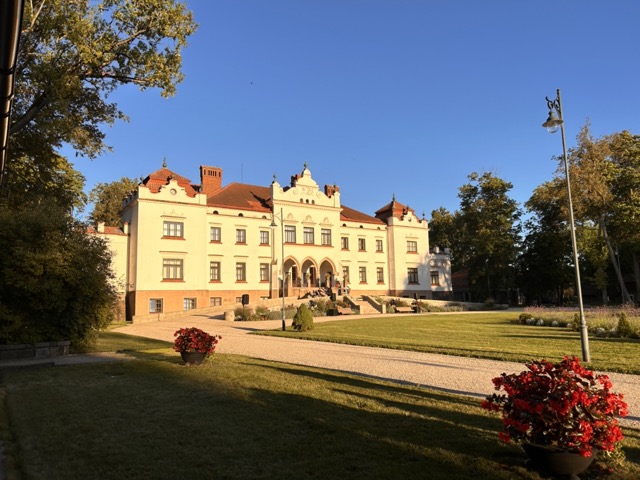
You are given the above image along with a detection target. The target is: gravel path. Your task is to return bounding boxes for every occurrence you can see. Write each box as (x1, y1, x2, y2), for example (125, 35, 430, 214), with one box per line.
(113, 313, 640, 429)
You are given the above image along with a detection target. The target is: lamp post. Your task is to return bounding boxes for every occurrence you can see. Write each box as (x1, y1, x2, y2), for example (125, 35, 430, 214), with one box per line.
(270, 207, 286, 331)
(542, 89, 590, 362)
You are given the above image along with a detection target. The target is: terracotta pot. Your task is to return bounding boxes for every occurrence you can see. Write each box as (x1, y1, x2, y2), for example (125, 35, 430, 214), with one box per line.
(523, 443, 594, 480)
(180, 351, 207, 365)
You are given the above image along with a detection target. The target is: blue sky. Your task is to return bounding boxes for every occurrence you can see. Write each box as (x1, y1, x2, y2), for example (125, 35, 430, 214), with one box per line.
(72, 1, 640, 219)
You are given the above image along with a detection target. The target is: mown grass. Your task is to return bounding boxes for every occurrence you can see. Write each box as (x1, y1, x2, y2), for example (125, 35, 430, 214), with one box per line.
(1, 333, 639, 480)
(256, 312, 640, 374)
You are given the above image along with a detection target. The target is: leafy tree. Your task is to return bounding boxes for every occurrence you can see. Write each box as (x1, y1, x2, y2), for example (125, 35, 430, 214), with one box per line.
(89, 177, 139, 225)
(518, 181, 576, 305)
(4, 0, 197, 203)
(428, 207, 460, 262)
(0, 199, 118, 349)
(456, 172, 521, 302)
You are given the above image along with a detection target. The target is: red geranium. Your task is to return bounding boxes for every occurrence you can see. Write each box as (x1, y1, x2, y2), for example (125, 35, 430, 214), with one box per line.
(482, 356, 628, 457)
(173, 327, 221, 355)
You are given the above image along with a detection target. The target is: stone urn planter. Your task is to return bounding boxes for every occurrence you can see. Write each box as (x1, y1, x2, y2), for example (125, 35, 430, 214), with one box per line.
(180, 351, 208, 365)
(523, 443, 595, 480)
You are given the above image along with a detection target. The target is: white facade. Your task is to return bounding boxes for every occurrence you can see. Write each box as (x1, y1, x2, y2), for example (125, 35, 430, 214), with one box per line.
(107, 163, 451, 321)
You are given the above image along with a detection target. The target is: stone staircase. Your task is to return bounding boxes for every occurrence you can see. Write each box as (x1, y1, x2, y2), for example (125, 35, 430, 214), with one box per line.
(346, 296, 380, 315)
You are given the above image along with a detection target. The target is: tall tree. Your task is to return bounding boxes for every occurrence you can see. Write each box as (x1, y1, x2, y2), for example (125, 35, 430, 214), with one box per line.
(89, 177, 139, 226)
(428, 207, 459, 262)
(4, 0, 197, 204)
(456, 172, 521, 302)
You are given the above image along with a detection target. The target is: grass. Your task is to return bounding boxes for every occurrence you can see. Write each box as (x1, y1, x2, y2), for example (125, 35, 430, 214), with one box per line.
(2, 314, 640, 479)
(255, 312, 640, 374)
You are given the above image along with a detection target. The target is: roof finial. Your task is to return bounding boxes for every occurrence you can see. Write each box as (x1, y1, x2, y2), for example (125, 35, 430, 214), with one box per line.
(392, 193, 396, 202)
(303, 161, 308, 170)
(272, 173, 277, 183)
(162, 157, 167, 168)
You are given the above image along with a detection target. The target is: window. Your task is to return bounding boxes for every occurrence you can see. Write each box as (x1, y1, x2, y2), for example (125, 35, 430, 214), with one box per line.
(210, 226, 221, 242)
(376, 267, 384, 283)
(408, 268, 419, 284)
(285, 225, 296, 243)
(236, 262, 246, 282)
(358, 238, 366, 251)
(149, 298, 163, 313)
(303, 227, 314, 244)
(163, 259, 183, 280)
(235, 296, 243, 304)
(376, 239, 384, 252)
(163, 221, 183, 238)
(407, 240, 418, 253)
(342, 266, 350, 282)
(359, 266, 367, 283)
(430, 271, 440, 286)
(321, 228, 332, 246)
(209, 261, 221, 281)
(260, 230, 270, 245)
(341, 237, 349, 250)
(183, 298, 197, 310)
(236, 228, 246, 244)
(260, 263, 269, 282)
(209, 297, 222, 307)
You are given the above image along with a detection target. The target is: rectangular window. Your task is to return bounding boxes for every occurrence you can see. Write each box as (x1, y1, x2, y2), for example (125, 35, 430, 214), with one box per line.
(149, 298, 163, 313)
(359, 266, 367, 283)
(183, 298, 197, 310)
(408, 267, 419, 284)
(209, 297, 222, 307)
(358, 238, 366, 251)
(210, 226, 221, 242)
(260, 263, 269, 282)
(235, 296, 243, 304)
(321, 228, 332, 246)
(407, 240, 418, 253)
(376, 239, 383, 252)
(162, 259, 183, 280)
(236, 228, 246, 244)
(303, 227, 314, 244)
(430, 271, 440, 286)
(236, 262, 246, 282)
(260, 230, 270, 245)
(285, 225, 296, 243)
(209, 261, 221, 281)
(163, 221, 183, 238)
(341, 237, 349, 250)
(376, 267, 384, 283)
(342, 266, 350, 282)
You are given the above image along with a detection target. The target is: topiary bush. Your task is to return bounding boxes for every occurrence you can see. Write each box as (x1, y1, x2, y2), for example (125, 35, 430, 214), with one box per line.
(519, 313, 534, 325)
(292, 304, 314, 331)
(617, 311, 633, 338)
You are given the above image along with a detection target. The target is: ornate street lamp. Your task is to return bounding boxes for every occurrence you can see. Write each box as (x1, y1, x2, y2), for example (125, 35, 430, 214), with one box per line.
(270, 207, 286, 331)
(542, 89, 590, 362)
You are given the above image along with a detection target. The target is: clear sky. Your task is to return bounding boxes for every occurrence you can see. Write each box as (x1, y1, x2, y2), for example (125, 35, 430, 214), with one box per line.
(71, 0, 640, 220)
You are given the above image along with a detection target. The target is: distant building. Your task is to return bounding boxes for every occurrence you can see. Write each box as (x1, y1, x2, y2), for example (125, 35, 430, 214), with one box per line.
(98, 163, 451, 321)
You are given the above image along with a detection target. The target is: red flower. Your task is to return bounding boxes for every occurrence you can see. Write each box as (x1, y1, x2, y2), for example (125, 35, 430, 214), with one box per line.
(173, 327, 222, 355)
(481, 356, 628, 457)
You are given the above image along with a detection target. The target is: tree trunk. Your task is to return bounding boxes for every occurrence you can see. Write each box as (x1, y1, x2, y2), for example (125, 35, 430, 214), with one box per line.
(634, 251, 640, 303)
(600, 218, 632, 303)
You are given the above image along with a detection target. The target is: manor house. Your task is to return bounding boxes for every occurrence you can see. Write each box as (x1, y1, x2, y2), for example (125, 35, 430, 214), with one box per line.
(98, 163, 451, 321)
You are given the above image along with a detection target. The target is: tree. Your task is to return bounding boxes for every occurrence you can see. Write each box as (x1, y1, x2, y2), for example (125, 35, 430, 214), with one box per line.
(4, 0, 197, 202)
(428, 207, 460, 261)
(456, 172, 521, 302)
(518, 180, 575, 305)
(0, 199, 118, 349)
(89, 177, 139, 225)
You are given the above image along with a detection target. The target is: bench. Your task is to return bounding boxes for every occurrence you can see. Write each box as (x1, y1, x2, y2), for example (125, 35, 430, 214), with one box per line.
(395, 306, 413, 313)
(337, 306, 354, 315)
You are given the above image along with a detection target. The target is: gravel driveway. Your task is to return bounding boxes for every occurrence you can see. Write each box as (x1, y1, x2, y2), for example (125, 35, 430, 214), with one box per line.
(113, 313, 640, 429)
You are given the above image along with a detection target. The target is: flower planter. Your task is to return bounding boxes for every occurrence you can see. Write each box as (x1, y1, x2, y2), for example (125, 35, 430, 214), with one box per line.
(523, 443, 594, 480)
(180, 352, 207, 365)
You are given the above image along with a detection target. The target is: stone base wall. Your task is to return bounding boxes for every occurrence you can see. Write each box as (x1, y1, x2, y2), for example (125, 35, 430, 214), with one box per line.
(0, 341, 70, 361)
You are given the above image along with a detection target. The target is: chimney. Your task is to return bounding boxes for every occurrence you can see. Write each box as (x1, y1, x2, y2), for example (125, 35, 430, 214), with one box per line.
(123, 222, 129, 235)
(200, 166, 223, 196)
(324, 184, 340, 197)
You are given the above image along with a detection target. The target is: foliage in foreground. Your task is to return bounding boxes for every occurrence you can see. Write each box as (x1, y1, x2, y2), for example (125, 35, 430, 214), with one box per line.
(0, 201, 118, 348)
(1, 333, 638, 479)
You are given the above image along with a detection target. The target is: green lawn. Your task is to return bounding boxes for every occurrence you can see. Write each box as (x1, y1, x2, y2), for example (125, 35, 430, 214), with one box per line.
(256, 312, 640, 374)
(1, 317, 639, 479)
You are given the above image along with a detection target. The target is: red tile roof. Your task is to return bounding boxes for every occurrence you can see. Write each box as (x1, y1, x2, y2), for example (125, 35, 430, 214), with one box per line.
(207, 183, 273, 213)
(142, 167, 198, 197)
(375, 197, 415, 221)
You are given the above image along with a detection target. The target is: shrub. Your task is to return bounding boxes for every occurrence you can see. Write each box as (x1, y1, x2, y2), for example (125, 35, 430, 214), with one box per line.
(617, 312, 633, 338)
(292, 304, 314, 331)
(484, 297, 495, 309)
(519, 313, 533, 325)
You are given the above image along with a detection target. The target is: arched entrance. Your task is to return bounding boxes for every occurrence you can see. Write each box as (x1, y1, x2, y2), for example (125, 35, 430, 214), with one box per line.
(319, 259, 337, 289)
